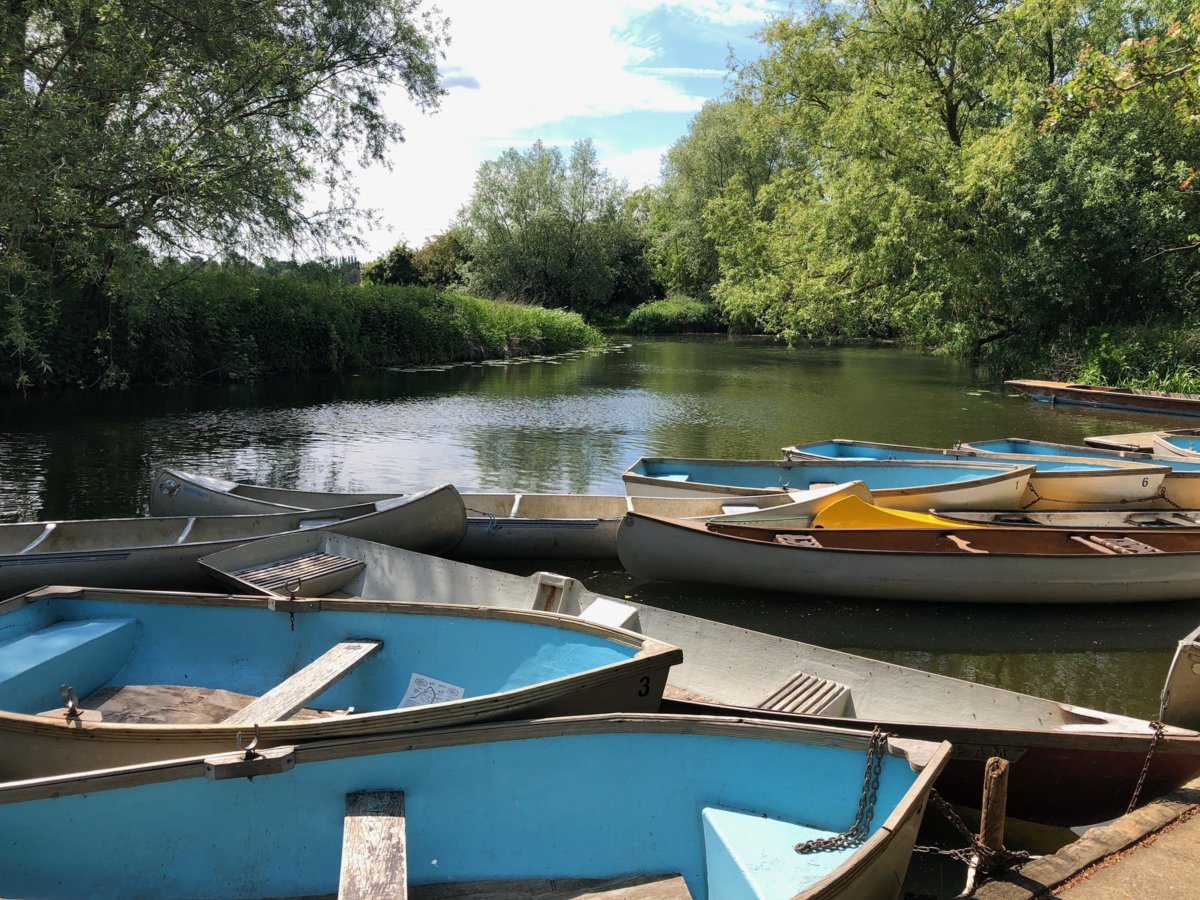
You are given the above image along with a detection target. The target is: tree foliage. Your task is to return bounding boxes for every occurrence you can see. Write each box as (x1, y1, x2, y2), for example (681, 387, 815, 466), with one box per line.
(458, 140, 658, 315)
(646, 0, 1200, 368)
(0, 0, 448, 385)
(362, 243, 423, 287)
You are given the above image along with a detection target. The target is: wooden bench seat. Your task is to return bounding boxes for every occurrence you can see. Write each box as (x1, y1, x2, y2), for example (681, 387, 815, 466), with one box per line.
(340, 791, 407, 900)
(223, 639, 382, 724)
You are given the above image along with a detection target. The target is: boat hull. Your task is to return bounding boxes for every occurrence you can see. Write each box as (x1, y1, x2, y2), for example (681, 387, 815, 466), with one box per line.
(623, 457, 1033, 511)
(0, 588, 678, 779)
(616, 512, 1200, 603)
(0, 486, 467, 598)
(0, 715, 949, 900)
(1006, 379, 1200, 417)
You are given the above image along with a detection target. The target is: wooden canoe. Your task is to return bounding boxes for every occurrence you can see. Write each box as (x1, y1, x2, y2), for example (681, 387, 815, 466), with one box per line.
(200, 530, 1200, 826)
(783, 439, 1171, 509)
(1005, 379, 1200, 417)
(0, 585, 679, 779)
(0, 485, 466, 598)
(616, 511, 1200, 604)
(0, 715, 949, 900)
(621, 456, 1035, 511)
(151, 467, 813, 559)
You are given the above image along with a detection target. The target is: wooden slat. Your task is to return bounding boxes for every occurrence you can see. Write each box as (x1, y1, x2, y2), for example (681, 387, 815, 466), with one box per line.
(339, 791, 406, 900)
(757, 672, 847, 715)
(410, 873, 692, 899)
(234, 552, 363, 591)
(223, 640, 382, 724)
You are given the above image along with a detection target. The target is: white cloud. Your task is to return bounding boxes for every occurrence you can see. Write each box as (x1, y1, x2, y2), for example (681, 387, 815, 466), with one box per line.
(322, 0, 782, 259)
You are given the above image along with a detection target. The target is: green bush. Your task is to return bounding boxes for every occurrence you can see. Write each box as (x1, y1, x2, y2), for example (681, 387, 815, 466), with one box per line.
(1, 267, 602, 389)
(1071, 325, 1200, 393)
(624, 296, 723, 334)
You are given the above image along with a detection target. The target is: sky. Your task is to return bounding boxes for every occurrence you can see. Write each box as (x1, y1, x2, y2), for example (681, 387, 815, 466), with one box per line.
(330, 0, 790, 261)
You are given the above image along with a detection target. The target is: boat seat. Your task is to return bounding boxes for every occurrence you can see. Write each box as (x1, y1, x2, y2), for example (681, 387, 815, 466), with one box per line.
(703, 807, 856, 899)
(1085, 535, 1164, 555)
(775, 534, 822, 548)
(223, 639, 382, 724)
(409, 873, 693, 898)
(756, 671, 851, 717)
(233, 551, 365, 595)
(578, 598, 641, 632)
(340, 791, 407, 899)
(0, 618, 137, 714)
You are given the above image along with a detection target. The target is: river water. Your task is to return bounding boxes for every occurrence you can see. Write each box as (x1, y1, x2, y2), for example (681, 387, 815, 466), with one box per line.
(3, 335, 1199, 722)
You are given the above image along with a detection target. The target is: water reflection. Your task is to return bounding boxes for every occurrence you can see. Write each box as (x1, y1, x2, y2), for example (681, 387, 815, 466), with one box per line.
(2, 335, 1198, 719)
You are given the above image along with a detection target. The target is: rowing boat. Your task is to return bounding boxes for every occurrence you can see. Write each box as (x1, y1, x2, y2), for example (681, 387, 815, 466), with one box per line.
(1154, 432, 1200, 460)
(616, 510, 1200, 604)
(1005, 379, 1200, 417)
(200, 530, 1200, 825)
(621, 457, 1034, 511)
(961, 437, 1200, 508)
(0, 714, 948, 900)
(0, 485, 466, 598)
(0, 584, 679, 779)
(783, 439, 1170, 508)
(151, 468, 819, 559)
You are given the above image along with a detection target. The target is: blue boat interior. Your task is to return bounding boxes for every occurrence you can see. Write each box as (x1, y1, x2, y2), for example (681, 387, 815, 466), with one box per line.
(0, 594, 638, 718)
(1162, 435, 1200, 455)
(789, 441, 1133, 472)
(636, 457, 1013, 488)
(0, 727, 922, 899)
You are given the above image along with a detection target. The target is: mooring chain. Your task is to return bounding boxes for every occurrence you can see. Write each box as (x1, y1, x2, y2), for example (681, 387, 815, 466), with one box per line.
(1020, 480, 1162, 510)
(795, 727, 885, 853)
(925, 788, 1032, 871)
(1127, 719, 1167, 814)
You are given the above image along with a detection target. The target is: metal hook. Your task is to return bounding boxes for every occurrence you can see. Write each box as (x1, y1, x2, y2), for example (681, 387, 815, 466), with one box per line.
(60, 684, 80, 719)
(286, 578, 301, 601)
(236, 723, 262, 759)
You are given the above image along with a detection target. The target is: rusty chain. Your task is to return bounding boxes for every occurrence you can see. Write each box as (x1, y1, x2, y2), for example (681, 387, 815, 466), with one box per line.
(1127, 719, 1168, 814)
(795, 727, 885, 853)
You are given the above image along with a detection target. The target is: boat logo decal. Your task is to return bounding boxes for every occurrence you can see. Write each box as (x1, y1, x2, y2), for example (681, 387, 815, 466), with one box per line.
(158, 478, 181, 497)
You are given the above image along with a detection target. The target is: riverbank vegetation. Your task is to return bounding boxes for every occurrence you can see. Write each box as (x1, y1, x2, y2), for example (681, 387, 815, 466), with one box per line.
(0, 262, 601, 389)
(4, 1, 1199, 390)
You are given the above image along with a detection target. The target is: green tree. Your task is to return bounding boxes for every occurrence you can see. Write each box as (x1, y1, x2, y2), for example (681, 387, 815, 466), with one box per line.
(0, 0, 448, 385)
(414, 228, 472, 288)
(458, 139, 653, 314)
(363, 243, 423, 287)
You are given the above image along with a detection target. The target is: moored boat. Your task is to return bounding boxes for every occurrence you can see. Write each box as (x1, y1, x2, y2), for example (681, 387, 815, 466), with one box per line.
(783, 438, 1170, 509)
(151, 467, 811, 559)
(0, 714, 948, 900)
(1154, 432, 1200, 460)
(202, 530, 1200, 825)
(1005, 379, 1200, 417)
(0, 485, 466, 597)
(616, 510, 1200, 604)
(621, 456, 1034, 511)
(0, 585, 679, 778)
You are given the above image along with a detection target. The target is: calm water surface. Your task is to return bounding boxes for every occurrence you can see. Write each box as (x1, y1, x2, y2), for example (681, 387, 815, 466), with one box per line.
(4, 336, 1199, 721)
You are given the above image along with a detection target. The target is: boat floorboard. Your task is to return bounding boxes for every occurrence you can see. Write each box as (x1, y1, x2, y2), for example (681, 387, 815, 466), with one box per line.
(60, 684, 341, 725)
(262, 873, 693, 900)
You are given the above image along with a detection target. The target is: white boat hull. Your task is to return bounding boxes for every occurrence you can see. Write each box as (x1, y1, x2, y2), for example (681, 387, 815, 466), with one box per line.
(616, 513, 1200, 604)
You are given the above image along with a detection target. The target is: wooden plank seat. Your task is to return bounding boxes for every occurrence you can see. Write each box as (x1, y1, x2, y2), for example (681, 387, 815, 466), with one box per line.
(223, 639, 382, 724)
(409, 874, 693, 899)
(1085, 534, 1164, 555)
(775, 534, 822, 548)
(756, 671, 851, 717)
(340, 791, 407, 900)
(233, 551, 365, 592)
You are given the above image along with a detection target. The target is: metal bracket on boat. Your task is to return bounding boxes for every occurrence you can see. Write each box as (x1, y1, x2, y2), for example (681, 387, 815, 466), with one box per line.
(266, 579, 309, 621)
(204, 726, 296, 781)
(60, 684, 80, 718)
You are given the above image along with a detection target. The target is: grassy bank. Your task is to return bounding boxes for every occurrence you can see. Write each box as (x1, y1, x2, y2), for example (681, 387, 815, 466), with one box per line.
(3, 269, 603, 389)
(624, 297, 723, 334)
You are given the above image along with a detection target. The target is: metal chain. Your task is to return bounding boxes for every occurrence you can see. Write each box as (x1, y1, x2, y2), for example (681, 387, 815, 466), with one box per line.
(926, 789, 1032, 871)
(1020, 480, 1162, 510)
(795, 727, 885, 853)
(1127, 719, 1167, 814)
